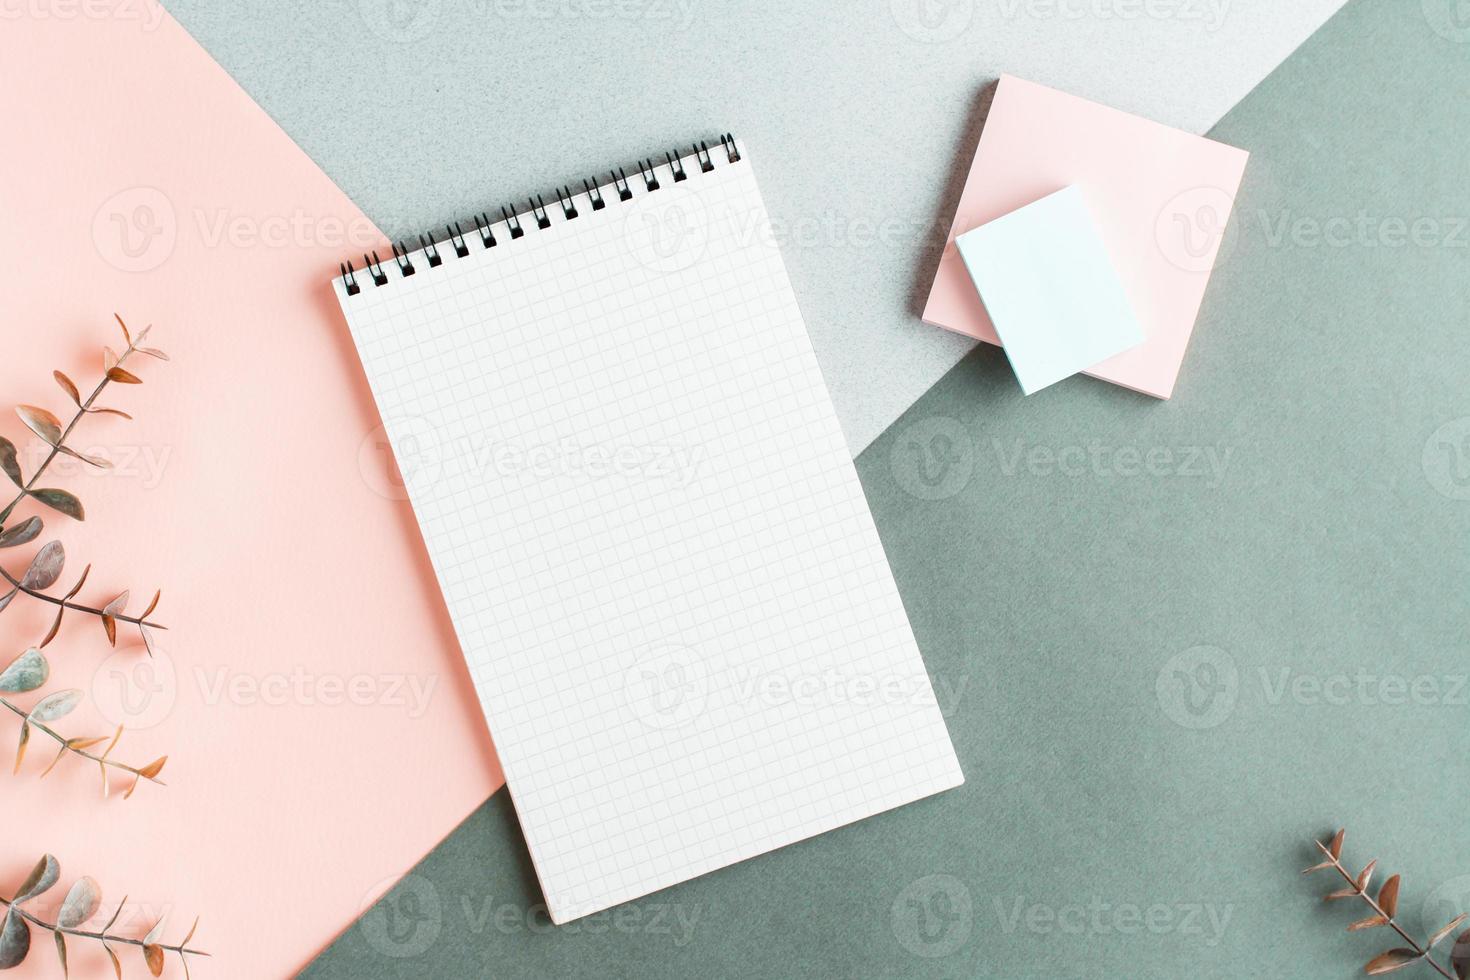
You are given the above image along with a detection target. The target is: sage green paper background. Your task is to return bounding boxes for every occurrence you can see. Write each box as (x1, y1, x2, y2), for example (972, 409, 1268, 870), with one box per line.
(303, 2, 1470, 976)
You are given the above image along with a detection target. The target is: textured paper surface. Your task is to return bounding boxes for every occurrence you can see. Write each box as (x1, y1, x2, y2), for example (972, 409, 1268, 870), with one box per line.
(0, 5, 500, 977)
(955, 186, 1144, 395)
(925, 74, 1249, 398)
(302, 3, 1470, 977)
(161, 0, 1348, 451)
(335, 147, 962, 922)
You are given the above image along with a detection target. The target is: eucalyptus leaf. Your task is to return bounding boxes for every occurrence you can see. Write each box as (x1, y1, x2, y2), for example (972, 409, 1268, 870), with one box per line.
(0, 588, 16, 613)
(0, 908, 29, 969)
(143, 917, 165, 946)
(27, 489, 84, 522)
(56, 877, 101, 929)
(19, 540, 64, 590)
(0, 437, 20, 489)
(105, 367, 141, 385)
(28, 689, 83, 723)
(52, 930, 66, 977)
(15, 405, 61, 446)
(0, 649, 49, 693)
(0, 517, 43, 549)
(14, 854, 59, 902)
(53, 370, 80, 406)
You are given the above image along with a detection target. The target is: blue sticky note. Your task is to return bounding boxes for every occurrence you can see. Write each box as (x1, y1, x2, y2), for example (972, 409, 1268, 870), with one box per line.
(955, 185, 1145, 395)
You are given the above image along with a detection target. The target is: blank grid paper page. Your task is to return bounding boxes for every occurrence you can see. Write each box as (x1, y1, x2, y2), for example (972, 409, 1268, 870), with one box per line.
(334, 144, 963, 922)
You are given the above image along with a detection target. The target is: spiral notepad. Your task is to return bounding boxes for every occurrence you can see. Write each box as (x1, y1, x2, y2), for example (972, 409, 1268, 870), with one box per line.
(332, 136, 963, 922)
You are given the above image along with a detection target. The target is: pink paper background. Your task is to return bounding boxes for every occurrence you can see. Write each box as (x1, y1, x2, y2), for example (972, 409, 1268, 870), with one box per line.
(0, 3, 503, 976)
(923, 74, 1250, 399)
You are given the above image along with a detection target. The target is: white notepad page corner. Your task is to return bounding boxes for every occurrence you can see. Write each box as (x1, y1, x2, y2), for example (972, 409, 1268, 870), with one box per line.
(335, 142, 963, 923)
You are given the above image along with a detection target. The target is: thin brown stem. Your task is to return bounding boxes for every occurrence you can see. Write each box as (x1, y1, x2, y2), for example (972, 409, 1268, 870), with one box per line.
(0, 698, 164, 786)
(1319, 847, 1453, 978)
(0, 896, 205, 958)
(0, 564, 165, 632)
(0, 338, 138, 526)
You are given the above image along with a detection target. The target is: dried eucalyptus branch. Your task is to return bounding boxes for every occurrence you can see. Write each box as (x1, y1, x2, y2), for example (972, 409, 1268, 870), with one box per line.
(0, 649, 165, 798)
(0, 314, 166, 529)
(0, 854, 206, 977)
(0, 539, 164, 653)
(1304, 828, 1470, 977)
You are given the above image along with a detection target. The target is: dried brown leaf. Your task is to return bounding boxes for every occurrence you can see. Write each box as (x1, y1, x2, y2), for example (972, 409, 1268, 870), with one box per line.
(1349, 915, 1389, 931)
(52, 929, 66, 978)
(0, 908, 29, 969)
(1380, 874, 1402, 918)
(20, 540, 65, 589)
(103, 347, 118, 372)
(143, 943, 164, 977)
(1324, 888, 1359, 901)
(137, 348, 169, 361)
(101, 896, 127, 935)
(101, 590, 128, 646)
(1329, 828, 1346, 860)
(56, 445, 111, 469)
(181, 916, 199, 947)
(0, 436, 21, 488)
(38, 744, 68, 778)
(143, 917, 165, 946)
(66, 736, 106, 752)
(140, 623, 158, 657)
(1301, 860, 1335, 875)
(53, 370, 81, 406)
(1357, 859, 1378, 892)
(137, 756, 167, 780)
(14, 854, 60, 902)
(141, 589, 161, 619)
(1365, 948, 1421, 974)
(0, 517, 44, 549)
(114, 313, 131, 345)
(28, 489, 84, 521)
(105, 367, 142, 385)
(87, 407, 132, 420)
(15, 405, 62, 445)
(1431, 913, 1470, 948)
(104, 943, 121, 980)
(13, 722, 30, 773)
(40, 605, 65, 648)
(62, 565, 90, 601)
(1451, 929, 1470, 979)
(0, 588, 15, 613)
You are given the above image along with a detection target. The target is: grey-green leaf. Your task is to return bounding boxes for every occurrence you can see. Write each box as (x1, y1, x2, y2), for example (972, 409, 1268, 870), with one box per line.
(56, 877, 102, 929)
(28, 689, 82, 723)
(14, 854, 59, 902)
(0, 649, 48, 693)
(19, 540, 64, 590)
(0, 437, 20, 489)
(28, 489, 84, 522)
(0, 908, 29, 969)
(0, 517, 43, 549)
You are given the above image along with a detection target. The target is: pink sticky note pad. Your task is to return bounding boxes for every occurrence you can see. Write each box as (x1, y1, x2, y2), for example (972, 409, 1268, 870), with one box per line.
(923, 75, 1249, 398)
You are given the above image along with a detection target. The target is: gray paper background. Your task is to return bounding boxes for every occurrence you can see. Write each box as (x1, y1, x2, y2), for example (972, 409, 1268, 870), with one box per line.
(162, 0, 1346, 454)
(298, 1, 1470, 977)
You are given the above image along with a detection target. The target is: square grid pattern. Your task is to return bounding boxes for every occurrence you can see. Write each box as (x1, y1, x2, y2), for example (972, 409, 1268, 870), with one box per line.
(334, 145, 963, 922)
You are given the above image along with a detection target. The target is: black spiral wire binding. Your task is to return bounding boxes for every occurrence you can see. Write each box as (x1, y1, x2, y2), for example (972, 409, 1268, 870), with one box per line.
(338, 135, 738, 296)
